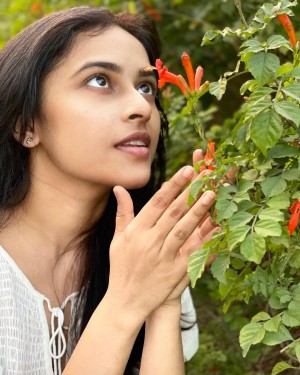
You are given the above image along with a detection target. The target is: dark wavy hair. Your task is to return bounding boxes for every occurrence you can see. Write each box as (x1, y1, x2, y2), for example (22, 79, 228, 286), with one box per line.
(0, 7, 168, 373)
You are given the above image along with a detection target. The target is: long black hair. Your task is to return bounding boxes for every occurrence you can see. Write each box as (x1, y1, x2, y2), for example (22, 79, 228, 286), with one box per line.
(0, 7, 168, 373)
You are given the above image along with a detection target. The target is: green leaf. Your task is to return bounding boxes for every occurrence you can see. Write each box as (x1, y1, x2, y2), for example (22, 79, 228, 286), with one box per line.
(188, 248, 210, 288)
(271, 362, 294, 375)
(281, 83, 300, 102)
(268, 144, 300, 158)
(210, 253, 230, 284)
(287, 67, 300, 79)
(295, 342, 300, 362)
(209, 77, 227, 100)
(274, 101, 300, 126)
(242, 169, 259, 181)
(282, 309, 300, 327)
(248, 52, 280, 87)
(261, 176, 287, 199)
(239, 322, 265, 357)
(258, 208, 285, 222)
(267, 34, 292, 50)
(215, 199, 238, 223)
(250, 110, 283, 155)
(263, 324, 293, 346)
(255, 220, 282, 237)
(251, 312, 271, 322)
(264, 316, 281, 332)
(241, 233, 266, 264)
(228, 226, 250, 251)
(266, 192, 291, 209)
(282, 169, 300, 181)
(229, 211, 253, 230)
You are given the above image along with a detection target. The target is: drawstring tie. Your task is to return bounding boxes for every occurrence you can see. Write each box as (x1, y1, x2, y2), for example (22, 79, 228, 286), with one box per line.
(49, 307, 67, 375)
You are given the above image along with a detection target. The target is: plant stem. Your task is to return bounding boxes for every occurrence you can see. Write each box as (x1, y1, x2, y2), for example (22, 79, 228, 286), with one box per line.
(234, 0, 249, 28)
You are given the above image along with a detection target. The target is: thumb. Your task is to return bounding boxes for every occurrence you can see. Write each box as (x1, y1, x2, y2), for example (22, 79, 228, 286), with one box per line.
(113, 186, 135, 237)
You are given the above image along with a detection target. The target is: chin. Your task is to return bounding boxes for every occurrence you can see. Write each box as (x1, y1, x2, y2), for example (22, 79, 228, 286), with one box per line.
(117, 173, 151, 190)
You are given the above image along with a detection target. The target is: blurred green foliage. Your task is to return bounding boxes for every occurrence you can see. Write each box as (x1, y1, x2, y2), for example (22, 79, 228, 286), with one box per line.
(1, 1, 300, 374)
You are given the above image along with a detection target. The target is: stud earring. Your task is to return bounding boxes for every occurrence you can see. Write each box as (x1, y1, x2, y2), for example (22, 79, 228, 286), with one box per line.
(25, 137, 33, 146)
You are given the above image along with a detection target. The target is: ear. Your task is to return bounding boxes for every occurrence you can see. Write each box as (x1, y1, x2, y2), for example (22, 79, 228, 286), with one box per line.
(13, 121, 40, 148)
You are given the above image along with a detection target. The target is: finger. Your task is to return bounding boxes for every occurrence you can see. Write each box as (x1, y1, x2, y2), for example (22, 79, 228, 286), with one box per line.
(192, 149, 203, 167)
(198, 216, 218, 239)
(164, 190, 216, 258)
(155, 169, 212, 236)
(179, 218, 218, 257)
(113, 186, 135, 237)
(135, 166, 194, 229)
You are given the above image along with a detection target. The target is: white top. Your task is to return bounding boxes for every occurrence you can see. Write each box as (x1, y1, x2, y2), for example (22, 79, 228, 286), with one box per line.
(0, 244, 198, 375)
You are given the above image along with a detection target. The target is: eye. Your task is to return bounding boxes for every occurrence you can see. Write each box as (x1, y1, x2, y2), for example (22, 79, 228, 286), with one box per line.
(86, 75, 109, 88)
(137, 82, 157, 96)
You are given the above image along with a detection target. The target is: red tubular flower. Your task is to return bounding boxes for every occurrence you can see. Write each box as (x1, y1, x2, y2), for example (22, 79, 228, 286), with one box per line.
(195, 66, 203, 91)
(155, 53, 208, 96)
(155, 59, 188, 95)
(199, 142, 216, 172)
(277, 14, 297, 47)
(288, 200, 300, 236)
(181, 52, 195, 91)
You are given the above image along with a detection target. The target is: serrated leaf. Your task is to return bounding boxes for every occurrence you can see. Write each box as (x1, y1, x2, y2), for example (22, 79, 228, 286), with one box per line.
(274, 101, 300, 126)
(281, 84, 300, 102)
(239, 323, 265, 357)
(267, 34, 292, 50)
(188, 248, 210, 288)
(255, 220, 282, 237)
(251, 312, 271, 322)
(287, 67, 300, 79)
(264, 315, 281, 332)
(266, 192, 291, 209)
(258, 208, 285, 222)
(240, 79, 256, 95)
(229, 212, 254, 230)
(247, 87, 274, 103)
(228, 226, 250, 251)
(282, 169, 300, 181)
(242, 169, 259, 181)
(282, 309, 300, 327)
(271, 362, 294, 375)
(210, 253, 230, 284)
(248, 52, 280, 87)
(268, 144, 300, 158)
(263, 324, 293, 346)
(261, 176, 287, 199)
(209, 77, 227, 100)
(241, 233, 266, 263)
(215, 199, 238, 223)
(250, 110, 283, 155)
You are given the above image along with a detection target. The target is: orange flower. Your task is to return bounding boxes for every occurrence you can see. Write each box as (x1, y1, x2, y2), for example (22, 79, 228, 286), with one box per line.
(288, 200, 300, 236)
(277, 14, 297, 47)
(155, 52, 208, 96)
(155, 59, 189, 95)
(199, 142, 216, 172)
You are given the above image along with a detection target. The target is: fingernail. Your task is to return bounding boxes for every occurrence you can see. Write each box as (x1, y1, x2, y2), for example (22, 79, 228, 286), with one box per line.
(202, 191, 215, 205)
(183, 166, 194, 178)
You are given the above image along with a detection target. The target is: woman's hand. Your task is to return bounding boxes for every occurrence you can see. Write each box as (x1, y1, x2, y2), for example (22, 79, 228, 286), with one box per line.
(107, 165, 215, 323)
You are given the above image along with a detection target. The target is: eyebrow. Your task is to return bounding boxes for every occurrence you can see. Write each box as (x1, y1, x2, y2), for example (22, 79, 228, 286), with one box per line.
(73, 61, 157, 80)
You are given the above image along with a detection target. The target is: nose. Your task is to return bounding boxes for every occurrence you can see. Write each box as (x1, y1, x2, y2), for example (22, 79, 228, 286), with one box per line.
(121, 88, 152, 124)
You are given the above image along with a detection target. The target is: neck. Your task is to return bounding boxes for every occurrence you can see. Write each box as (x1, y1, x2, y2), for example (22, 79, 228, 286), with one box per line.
(15, 174, 111, 259)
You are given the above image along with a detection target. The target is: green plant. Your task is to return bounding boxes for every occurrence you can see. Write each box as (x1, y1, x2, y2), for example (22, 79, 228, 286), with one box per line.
(157, 1, 300, 373)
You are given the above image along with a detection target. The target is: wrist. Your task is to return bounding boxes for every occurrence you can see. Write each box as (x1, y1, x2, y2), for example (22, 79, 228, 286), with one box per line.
(98, 292, 145, 334)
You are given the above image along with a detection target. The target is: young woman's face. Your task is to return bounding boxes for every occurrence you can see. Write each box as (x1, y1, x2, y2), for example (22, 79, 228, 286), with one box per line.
(33, 26, 160, 191)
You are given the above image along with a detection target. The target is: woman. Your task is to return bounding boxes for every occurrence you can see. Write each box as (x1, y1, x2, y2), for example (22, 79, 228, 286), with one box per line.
(0, 7, 216, 375)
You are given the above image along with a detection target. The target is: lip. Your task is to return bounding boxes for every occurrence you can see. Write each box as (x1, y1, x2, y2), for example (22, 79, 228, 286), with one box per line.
(114, 131, 151, 157)
(114, 131, 151, 148)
